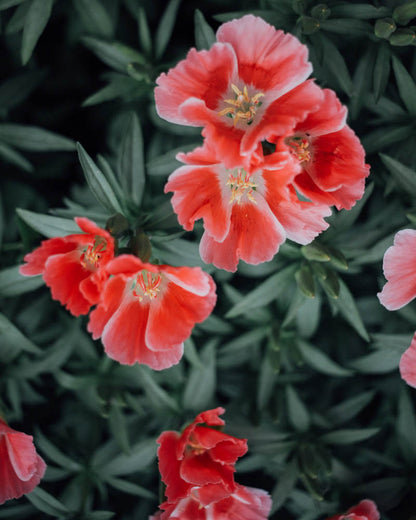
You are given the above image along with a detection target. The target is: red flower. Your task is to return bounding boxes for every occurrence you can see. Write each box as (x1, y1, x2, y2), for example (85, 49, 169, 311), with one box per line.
(150, 484, 272, 520)
(272, 89, 370, 211)
(20, 217, 115, 316)
(165, 138, 330, 272)
(156, 408, 248, 504)
(0, 419, 46, 505)
(400, 332, 416, 388)
(87, 255, 216, 370)
(326, 499, 380, 520)
(155, 15, 322, 158)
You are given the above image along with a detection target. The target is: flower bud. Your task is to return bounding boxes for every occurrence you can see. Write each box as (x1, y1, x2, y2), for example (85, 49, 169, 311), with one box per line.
(311, 4, 331, 21)
(301, 16, 320, 34)
(375, 18, 396, 39)
(393, 1, 416, 25)
(129, 231, 152, 262)
(106, 213, 130, 236)
(292, 0, 307, 15)
(301, 242, 331, 262)
(389, 27, 416, 45)
(295, 264, 315, 298)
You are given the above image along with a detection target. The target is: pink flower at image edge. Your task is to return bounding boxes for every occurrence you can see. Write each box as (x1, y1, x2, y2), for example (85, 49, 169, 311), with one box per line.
(326, 499, 380, 520)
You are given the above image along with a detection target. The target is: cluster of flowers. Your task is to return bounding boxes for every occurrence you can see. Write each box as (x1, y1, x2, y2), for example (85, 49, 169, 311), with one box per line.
(156, 14, 370, 272)
(149, 407, 272, 519)
(378, 229, 416, 387)
(19, 217, 217, 371)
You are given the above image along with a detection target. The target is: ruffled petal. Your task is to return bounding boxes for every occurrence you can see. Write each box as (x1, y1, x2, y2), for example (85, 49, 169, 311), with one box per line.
(165, 164, 232, 242)
(378, 230, 416, 310)
(217, 15, 312, 94)
(42, 251, 92, 316)
(241, 80, 323, 156)
(6, 432, 38, 481)
(146, 277, 216, 351)
(345, 499, 380, 520)
(162, 266, 214, 297)
(180, 451, 235, 489)
(87, 276, 126, 339)
(155, 43, 237, 126)
(157, 431, 191, 501)
(212, 484, 272, 520)
(400, 333, 416, 388)
(19, 237, 75, 276)
(200, 197, 286, 272)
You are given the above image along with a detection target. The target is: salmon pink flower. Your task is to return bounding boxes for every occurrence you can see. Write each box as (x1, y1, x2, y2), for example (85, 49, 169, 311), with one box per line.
(165, 138, 331, 272)
(20, 217, 114, 316)
(399, 332, 416, 388)
(0, 419, 46, 505)
(87, 255, 216, 370)
(150, 484, 272, 520)
(270, 88, 370, 210)
(157, 408, 247, 504)
(326, 499, 380, 520)
(155, 14, 323, 158)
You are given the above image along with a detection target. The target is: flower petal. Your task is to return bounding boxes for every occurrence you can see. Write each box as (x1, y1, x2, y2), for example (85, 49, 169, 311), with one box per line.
(19, 237, 75, 276)
(400, 333, 416, 389)
(378, 229, 416, 310)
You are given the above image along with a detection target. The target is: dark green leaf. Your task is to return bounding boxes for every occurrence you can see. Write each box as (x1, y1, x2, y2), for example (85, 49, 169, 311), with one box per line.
(35, 429, 81, 471)
(117, 112, 145, 206)
(82, 37, 145, 72)
(183, 339, 216, 410)
(0, 141, 33, 172)
(17, 208, 80, 238)
(396, 387, 416, 463)
(331, 279, 369, 341)
(327, 390, 376, 425)
(155, 0, 181, 59)
(137, 366, 179, 412)
(317, 33, 353, 95)
(320, 18, 372, 36)
(0, 69, 46, 112)
(138, 8, 152, 56)
(109, 402, 130, 454)
(271, 458, 299, 512)
(0, 0, 27, 9)
(77, 143, 123, 214)
(6, 1, 31, 34)
(330, 4, 390, 18)
(320, 428, 379, 445)
(373, 42, 391, 102)
(363, 124, 414, 154)
(349, 349, 401, 374)
(0, 123, 74, 151)
(194, 9, 216, 50)
(286, 385, 310, 432)
(297, 339, 353, 377)
(99, 438, 156, 477)
(105, 476, 156, 498)
(0, 312, 41, 362)
(26, 487, 69, 516)
(21, 0, 53, 65)
(392, 55, 416, 115)
(0, 265, 43, 297)
(73, 0, 114, 38)
(380, 153, 416, 197)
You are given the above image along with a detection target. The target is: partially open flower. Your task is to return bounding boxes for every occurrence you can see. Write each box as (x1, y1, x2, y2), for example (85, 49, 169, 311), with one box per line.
(326, 499, 380, 520)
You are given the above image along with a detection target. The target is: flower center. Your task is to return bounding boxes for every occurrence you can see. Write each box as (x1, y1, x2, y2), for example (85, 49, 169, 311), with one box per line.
(227, 168, 257, 205)
(132, 270, 162, 301)
(219, 84, 264, 126)
(286, 135, 311, 163)
(80, 236, 107, 269)
(187, 433, 206, 456)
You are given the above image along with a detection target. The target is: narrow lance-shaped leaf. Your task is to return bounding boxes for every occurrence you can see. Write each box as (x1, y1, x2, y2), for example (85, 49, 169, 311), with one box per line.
(21, 0, 54, 65)
(0, 265, 43, 297)
(0, 124, 75, 151)
(194, 9, 216, 50)
(183, 339, 216, 411)
(286, 385, 310, 432)
(297, 339, 353, 377)
(155, 0, 181, 59)
(73, 0, 114, 38)
(392, 55, 416, 115)
(117, 112, 145, 207)
(77, 143, 123, 215)
(331, 279, 369, 341)
(373, 42, 391, 102)
(0, 0, 27, 9)
(16, 208, 81, 238)
(380, 153, 416, 198)
(0, 141, 33, 172)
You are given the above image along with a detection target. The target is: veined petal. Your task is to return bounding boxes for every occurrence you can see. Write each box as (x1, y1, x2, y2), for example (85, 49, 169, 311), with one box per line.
(378, 229, 416, 310)
(87, 276, 125, 339)
(157, 431, 191, 502)
(5, 433, 38, 481)
(165, 164, 232, 242)
(162, 266, 213, 296)
(19, 237, 75, 276)
(155, 43, 237, 126)
(217, 15, 312, 94)
(400, 333, 416, 388)
(200, 197, 286, 272)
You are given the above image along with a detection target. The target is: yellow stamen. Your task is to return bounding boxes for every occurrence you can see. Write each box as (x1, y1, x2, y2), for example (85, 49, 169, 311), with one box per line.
(287, 136, 311, 163)
(132, 271, 162, 301)
(226, 168, 258, 204)
(80, 236, 107, 269)
(219, 83, 264, 126)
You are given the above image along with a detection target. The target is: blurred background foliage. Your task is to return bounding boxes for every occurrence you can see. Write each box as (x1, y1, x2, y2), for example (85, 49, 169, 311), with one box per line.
(1, 0, 416, 518)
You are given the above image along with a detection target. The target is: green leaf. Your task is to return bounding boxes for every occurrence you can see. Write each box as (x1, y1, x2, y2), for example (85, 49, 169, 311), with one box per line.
(183, 339, 216, 411)
(26, 487, 69, 516)
(0, 265, 43, 297)
(380, 153, 416, 197)
(319, 18, 372, 36)
(218, 327, 269, 369)
(392, 55, 416, 115)
(138, 8, 152, 56)
(363, 124, 414, 154)
(317, 33, 353, 95)
(105, 476, 156, 499)
(0, 312, 41, 363)
(108, 401, 130, 454)
(286, 385, 310, 432)
(137, 366, 179, 412)
(326, 390, 376, 425)
(6, 1, 31, 34)
(73, 0, 114, 38)
(82, 37, 145, 73)
(117, 112, 145, 206)
(0, 505, 35, 518)
(271, 458, 299, 512)
(0, 123, 75, 151)
(396, 387, 416, 463)
(77, 143, 123, 214)
(194, 9, 216, 50)
(330, 4, 390, 18)
(373, 42, 391, 102)
(35, 429, 81, 471)
(349, 348, 402, 374)
(331, 279, 369, 341)
(155, 0, 181, 59)
(0, 69, 46, 112)
(99, 438, 156, 477)
(21, 0, 53, 65)
(257, 353, 277, 409)
(226, 264, 297, 318)
(146, 143, 198, 177)
(0, 0, 27, 9)
(83, 74, 143, 106)
(320, 428, 379, 445)
(16, 208, 80, 238)
(349, 46, 375, 120)
(0, 141, 33, 172)
(297, 339, 353, 377)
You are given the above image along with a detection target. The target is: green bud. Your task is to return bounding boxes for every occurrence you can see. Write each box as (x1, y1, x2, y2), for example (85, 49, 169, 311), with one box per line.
(129, 231, 152, 262)
(106, 213, 130, 237)
(390, 27, 416, 45)
(393, 1, 416, 25)
(301, 242, 331, 262)
(295, 264, 316, 298)
(311, 262, 328, 279)
(292, 0, 307, 15)
(319, 269, 340, 298)
(301, 16, 321, 34)
(375, 18, 397, 39)
(311, 4, 331, 21)
(268, 347, 281, 373)
(326, 246, 348, 270)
